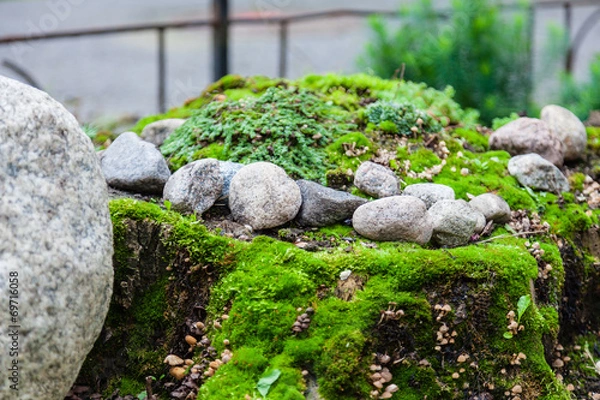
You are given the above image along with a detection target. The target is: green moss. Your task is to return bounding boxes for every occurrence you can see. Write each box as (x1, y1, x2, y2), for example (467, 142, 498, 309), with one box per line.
(325, 132, 376, 171)
(451, 128, 489, 152)
(569, 172, 586, 191)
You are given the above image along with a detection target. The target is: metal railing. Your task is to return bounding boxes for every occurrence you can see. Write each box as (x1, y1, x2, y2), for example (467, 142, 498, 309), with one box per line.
(1, 0, 599, 113)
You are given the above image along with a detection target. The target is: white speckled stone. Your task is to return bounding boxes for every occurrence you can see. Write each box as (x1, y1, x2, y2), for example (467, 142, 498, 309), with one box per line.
(402, 183, 455, 208)
(354, 161, 400, 198)
(352, 196, 432, 244)
(469, 193, 511, 223)
(0, 76, 113, 400)
(541, 105, 587, 161)
(140, 118, 186, 147)
(229, 162, 302, 230)
(428, 200, 480, 247)
(163, 158, 223, 214)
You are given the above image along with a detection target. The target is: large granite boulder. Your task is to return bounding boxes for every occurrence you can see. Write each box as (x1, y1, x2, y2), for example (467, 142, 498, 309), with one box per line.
(508, 153, 570, 193)
(229, 162, 302, 230)
(489, 117, 564, 166)
(101, 132, 171, 194)
(0, 77, 113, 399)
(296, 180, 367, 227)
(352, 196, 433, 244)
(163, 159, 224, 214)
(541, 105, 587, 161)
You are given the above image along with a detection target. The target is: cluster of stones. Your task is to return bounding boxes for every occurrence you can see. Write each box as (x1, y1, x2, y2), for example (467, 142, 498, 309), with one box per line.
(100, 124, 512, 247)
(491, 104, 587, 194)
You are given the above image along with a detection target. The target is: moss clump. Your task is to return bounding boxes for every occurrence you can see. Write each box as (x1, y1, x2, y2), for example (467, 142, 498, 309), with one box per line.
(362, 101, 441, 135)
(161, 86, 354, 180)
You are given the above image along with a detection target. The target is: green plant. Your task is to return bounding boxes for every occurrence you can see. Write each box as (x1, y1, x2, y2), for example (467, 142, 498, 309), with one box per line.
(504, 294, 532, 339)
(360, 0, 532, 124)
(559, 54, 600, 120)
(160, 86, 354, 181)
(256, 369, 281, 397)
(363, 100, 441, 135)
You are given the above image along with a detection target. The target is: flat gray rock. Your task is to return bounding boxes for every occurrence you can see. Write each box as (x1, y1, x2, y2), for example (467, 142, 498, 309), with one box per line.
(218, 161, 244, 201)
(428, 200, 479, 247)
(101, 131, 171, 194)
(469, 193, 511, 223)
(229, 162, 302, 230)
(489, 117, 564, 166)
(0, 76, 113, 400)
(352, 196, 432, 244)
(296, 180, 368, 227)
(141, 118, 186, 147)
(163, 159, 224, 214)
(354, 161, 400, 198)
(541, 105, 587, 161)
(402, 183, 455, 208)
(508, 153, 570, 193)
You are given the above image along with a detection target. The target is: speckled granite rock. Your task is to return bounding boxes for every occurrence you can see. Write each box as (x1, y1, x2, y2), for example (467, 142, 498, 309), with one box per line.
(402, 183, 455, 209)
(508, 153, 570, 193)
(296, 180, 367, 227)
(163, 158, 224, 214)
(352, 196, 432, 244)
(0, 76, 113, 400)
(229, 162, 302, 230)
(101, 132, 171, 194)
(541, 105, 587, 161)
(140, 118, 186, 147)
(354, 161, 400, 198)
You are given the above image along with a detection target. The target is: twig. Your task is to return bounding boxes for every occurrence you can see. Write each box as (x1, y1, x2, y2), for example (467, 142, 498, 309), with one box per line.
(474, 230, 548, 245)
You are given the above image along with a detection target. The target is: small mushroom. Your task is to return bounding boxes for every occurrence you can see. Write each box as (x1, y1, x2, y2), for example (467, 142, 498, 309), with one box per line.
(511, 384, 523, 394)
(385, 384, 399, 393)
(552, 359, 564, 368)
(164, 354, 185, 366)
(170, 367, 187, 380)
(185, 335, 197, 347)
(380, 392, 393, 399)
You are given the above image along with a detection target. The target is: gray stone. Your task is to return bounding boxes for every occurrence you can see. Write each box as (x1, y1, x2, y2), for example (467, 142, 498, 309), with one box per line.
(140, 118, 186, 147)
(428, 200, 479, 247)
(474, 210, 487, 234)
(541, 104, 587, 161)
(296, 180, 368, 227)
(352, 196, 433, 244)
(101, 131, 171, 194)
(402, 183, 455, 208)
(469, 193, 511, 223)
(508, 153, 570, 194)
(489, 117, 564, 166)
(354, 161, 400, 198)
(0, 76, 113, 400)
(229, 162, 302, 230)
(163, 159, 224, 214)
(218, 161, 244, 201)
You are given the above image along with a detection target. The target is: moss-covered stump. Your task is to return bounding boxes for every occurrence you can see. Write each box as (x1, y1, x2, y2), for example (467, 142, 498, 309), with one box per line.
(74, 75, 600, 399)
(69, 198, 600, 400)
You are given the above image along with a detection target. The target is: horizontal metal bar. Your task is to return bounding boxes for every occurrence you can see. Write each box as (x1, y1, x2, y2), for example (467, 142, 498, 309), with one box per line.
(0, 18, 212, 44)
(1, 1, 600, 45)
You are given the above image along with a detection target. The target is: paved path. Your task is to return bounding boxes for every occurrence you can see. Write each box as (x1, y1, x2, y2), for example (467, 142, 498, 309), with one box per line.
(0, 0, 599, 123)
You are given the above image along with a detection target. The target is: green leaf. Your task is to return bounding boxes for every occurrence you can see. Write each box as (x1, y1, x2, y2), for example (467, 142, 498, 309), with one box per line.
(256, 369, 281, 397)
(164, 200, 172, 212)
(137, 391, 147, 400)
(517, 294, 532, 322)
(503, 332, 514, 340)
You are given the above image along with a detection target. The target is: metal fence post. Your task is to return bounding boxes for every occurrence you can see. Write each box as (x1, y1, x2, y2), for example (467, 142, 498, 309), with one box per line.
(278, 20, 289, 78)
(213, 0, 229, 81)
(564, 1, 573, 73)
(158, 27, 166, 113)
